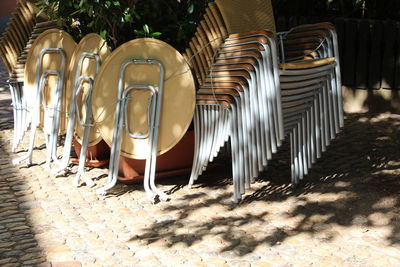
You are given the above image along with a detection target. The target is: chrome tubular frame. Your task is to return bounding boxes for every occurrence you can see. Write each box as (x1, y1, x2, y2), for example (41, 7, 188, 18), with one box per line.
(53, 52, 101, 188)
(12, 48, 66, 167)
(96, 59, 168, 202)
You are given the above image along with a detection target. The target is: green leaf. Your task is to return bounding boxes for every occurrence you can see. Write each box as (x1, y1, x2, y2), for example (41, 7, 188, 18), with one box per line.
(187, 3, 194, 14)
(124, 14, 132, 22)
(100, 30, 107, 40)
(134, 29, 145, 38)
(133, 11, 141, 20)
(36, 8, 44, 17)
(56, 19, 63, 27)
(88, 6, 93, 16)
(70, 9, 83, 16)
(151, 32, 162, 37)
(143, 24, 150, 34)
(113, 1, 121, 7)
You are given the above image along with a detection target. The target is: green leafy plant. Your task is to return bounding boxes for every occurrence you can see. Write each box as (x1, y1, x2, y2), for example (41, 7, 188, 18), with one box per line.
(36, 0, 211, 51)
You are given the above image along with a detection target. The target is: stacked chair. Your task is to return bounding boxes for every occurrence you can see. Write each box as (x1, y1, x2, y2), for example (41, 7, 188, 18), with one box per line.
(186, 0, 343, 203)
(0, 0, 38, 76)
(0, 0, 59, 153)
(9, 21, 60, 153)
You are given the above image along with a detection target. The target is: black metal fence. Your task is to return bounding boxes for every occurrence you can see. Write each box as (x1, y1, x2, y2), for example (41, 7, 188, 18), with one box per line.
(277, 16, 400, 90)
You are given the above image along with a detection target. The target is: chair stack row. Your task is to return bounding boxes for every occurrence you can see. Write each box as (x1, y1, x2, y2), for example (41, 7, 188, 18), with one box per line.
(0, 0, 49, 76)
(186, 0, 343, 202)
(9, 20, 59, 83)
(0, 0, 59, 152)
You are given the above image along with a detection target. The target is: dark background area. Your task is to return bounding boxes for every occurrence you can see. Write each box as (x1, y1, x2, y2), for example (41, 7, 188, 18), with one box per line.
(272, 0, 400, 20)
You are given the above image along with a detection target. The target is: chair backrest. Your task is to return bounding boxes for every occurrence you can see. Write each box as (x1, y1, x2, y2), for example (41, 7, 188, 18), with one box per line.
(215, 0, 276, 34)
(0, 0, 51, 76)
(184, 0, 276, 85)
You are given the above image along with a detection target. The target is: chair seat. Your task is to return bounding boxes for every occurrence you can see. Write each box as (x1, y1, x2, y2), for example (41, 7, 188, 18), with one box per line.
(280, 57, 335, 70)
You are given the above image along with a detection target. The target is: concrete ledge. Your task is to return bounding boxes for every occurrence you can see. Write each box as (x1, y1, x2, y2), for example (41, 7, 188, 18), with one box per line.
(343, 86, 400, 114)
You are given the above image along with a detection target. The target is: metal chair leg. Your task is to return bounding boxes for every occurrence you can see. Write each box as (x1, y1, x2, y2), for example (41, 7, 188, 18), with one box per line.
(96, 59, 168, 202)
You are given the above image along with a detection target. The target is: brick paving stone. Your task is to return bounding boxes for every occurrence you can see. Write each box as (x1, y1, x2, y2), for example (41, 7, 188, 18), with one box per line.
(21, 257, 47, 265)
(2, 264, 20, 267)
(251, 262, 273, 267)
(203, 257, 229, 267)
(52, 261, 82, 267)
(229, 259, 251, 267)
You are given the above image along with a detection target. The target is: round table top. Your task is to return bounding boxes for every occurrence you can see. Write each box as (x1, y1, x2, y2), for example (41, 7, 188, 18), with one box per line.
(24, 29, 77, 134)
(66, 33, 111, 146)
(92, 38, 196, 159)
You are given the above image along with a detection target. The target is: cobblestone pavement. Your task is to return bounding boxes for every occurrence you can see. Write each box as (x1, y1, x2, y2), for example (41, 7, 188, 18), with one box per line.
(0, 59, 399, 266)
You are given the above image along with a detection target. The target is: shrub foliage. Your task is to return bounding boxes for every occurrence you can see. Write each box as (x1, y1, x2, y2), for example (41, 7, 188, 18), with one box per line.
(36, 0, 210, 51)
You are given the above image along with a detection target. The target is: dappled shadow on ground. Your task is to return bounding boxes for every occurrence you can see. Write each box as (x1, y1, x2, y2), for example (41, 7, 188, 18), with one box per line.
(0, 98, 13, 131)
(0, 118, 48, 265)
(129, 113, 400, 256)
(0, 69, 49, 264)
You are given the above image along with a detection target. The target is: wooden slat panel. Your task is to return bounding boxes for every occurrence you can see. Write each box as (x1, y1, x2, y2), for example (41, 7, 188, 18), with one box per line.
(355, 20, 370, 88)
(381, 20, 396, 89)
(342, 19, 357, 86)
(368, 20, 383, 89)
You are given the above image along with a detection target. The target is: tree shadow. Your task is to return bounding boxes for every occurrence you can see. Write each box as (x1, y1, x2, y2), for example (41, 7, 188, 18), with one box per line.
(0, 98, 13, 131)
(128, 113, 400, 256)
(0, 122, 49, 264)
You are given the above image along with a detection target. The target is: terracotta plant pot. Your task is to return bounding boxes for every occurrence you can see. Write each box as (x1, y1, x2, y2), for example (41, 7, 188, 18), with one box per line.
(72, 138, 110, 167)
(118, 129, 195, 184)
